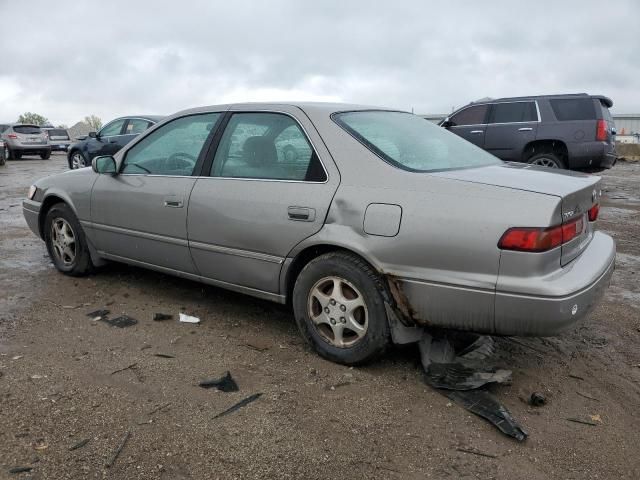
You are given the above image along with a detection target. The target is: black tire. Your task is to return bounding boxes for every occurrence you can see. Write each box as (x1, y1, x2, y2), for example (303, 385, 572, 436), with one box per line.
(0, 153, 5, 166)
(5, 146, 13, 160)
(14, 151, 22, 160)
(69, 150, 87, 169)
(292, 251, 390, 365)
(40, 150, 51, 160)
(527, 152, 565, 169)
(43, 203, 93, 276)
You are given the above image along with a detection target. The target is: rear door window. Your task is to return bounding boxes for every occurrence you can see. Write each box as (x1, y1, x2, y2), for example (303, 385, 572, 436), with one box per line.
(14, 126, 42, 134)
(125, 119, 152, 135)
(488, 102, 537, 123)
(550, 98, 596, 121)
(449, 104, 489, 126)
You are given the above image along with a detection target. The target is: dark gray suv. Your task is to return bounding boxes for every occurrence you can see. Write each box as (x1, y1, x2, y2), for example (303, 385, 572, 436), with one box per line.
(440, 93, 617, 170)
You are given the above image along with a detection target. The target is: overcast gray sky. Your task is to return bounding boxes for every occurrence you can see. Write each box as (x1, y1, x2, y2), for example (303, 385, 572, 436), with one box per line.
(1, 0, 637, 126)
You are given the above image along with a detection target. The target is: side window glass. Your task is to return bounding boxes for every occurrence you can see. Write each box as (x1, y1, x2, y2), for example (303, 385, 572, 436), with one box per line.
(212, 113, 326, 182)
(122, 113, 220, 176)
(489, 102, 537, 123)
(126, 119, 151, 135)
(449, 105, 488, 126)
(99, 120, 125, 137)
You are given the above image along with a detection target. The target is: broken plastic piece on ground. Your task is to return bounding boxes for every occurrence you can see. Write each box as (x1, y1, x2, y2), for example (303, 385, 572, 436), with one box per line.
(529, 392, 547, 406)
(424, 363, 512, 391)
(105, 431, 130, 468)
(153, 353, 175, 359)
(199, 371, 239, 392)
(69, 438, 90, 451)
(567, 417, 598, 426)
(213, 393, 262, 419)
(9, 466, 33, 474)
(101, 315, 137, 328)
(179, 313, 200, 324)
(448, 390, 528, 441)
(153, 312, 173, 321)
(86, 309, 110, 318)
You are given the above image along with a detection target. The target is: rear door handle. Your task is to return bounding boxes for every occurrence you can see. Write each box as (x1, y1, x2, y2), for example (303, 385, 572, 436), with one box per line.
(470, 130, 484, 134)
(288, 206, 315, 222)
(164, 197, 184, 208)
(518, 127, 533, 132)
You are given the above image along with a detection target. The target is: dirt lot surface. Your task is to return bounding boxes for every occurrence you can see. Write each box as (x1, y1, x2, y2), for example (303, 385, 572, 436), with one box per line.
(1, 155, 639, 479)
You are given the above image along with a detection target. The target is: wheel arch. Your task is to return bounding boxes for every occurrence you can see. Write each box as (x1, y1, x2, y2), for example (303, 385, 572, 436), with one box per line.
(522, 139, 569, 163)
(38, 193, 77, 239)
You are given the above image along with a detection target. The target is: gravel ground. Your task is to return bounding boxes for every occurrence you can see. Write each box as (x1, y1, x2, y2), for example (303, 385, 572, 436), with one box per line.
(0, 154, 639, 479)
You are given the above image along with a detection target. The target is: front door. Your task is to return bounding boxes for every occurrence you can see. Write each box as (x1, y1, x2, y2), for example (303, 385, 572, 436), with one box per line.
(187, 109, 340, 295)
(446, 103, 490, 148)
(484, 101, 539, 161)
(91, 112, 222, 274)
(89, 118, 127, 159)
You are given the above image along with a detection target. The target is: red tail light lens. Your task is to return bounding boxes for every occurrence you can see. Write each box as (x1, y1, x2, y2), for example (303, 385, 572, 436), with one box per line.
(7, 133, 17, 139)
(588, 204, 599, 221)
(596, 119, 607, 141)
(499, 216, 583, 252)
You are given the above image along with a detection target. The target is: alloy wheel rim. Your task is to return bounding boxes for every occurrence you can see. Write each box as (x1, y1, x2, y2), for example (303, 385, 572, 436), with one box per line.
(531, 157, 558, 168)
(72, 153, 83, 169)
(307, 276, 368, 348)
(50, 217, 76, 266)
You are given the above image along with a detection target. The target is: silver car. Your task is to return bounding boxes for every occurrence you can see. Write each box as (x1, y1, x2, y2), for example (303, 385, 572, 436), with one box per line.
(2, 124, 51, 159)
(22, 103, 615, 365)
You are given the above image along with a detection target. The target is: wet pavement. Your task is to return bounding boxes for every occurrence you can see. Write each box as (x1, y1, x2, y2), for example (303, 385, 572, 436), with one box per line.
(0, 155, 639, 479)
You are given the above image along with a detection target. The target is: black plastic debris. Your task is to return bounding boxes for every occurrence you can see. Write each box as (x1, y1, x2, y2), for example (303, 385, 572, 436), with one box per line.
(153, 313, 173, 321)
(102, 315, 137, 328)
(448, 390, 528, 441)
(213, 392, 262, 419)
(9, 466, 32, 474)
(425, 363, 512, 391)
(199, 371, 239, 392)
(86, 309, 110, 319)
(529, 392, 547, 407)
(69, 438, 91, 451)
(154, 353, 175, 359)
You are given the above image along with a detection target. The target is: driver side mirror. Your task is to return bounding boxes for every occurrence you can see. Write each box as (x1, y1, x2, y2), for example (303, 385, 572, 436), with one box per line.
(441, 118, 454, 129)
(88, 131, 98, 138)
(92, 155, 117, 175)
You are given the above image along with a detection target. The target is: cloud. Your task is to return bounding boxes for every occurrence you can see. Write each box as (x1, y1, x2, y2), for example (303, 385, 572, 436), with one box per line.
(0, 0, 637, 125)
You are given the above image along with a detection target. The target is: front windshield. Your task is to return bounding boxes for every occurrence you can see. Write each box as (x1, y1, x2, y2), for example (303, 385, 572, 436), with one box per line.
(333, 110, 502, 172)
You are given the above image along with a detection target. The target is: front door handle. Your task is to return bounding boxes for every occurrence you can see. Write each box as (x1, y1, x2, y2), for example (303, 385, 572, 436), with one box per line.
(164, 198, 184, 208)
(518, 127, 533, 132)
(470, 130, 484, 134)
(288, 206, 315, 222)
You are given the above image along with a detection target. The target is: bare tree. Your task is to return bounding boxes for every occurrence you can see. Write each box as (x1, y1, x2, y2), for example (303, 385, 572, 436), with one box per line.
(84, 115, 103, 131)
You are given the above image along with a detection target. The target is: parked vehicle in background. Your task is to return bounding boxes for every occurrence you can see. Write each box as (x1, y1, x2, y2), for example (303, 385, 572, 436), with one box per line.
(67, 115, 163, 169)
(42, 127, 72, 153)
(22, 102, 615, 366)
(0, 139, 6, 166)
(1, 124, 51, 160)
(440, 93, 617, 170)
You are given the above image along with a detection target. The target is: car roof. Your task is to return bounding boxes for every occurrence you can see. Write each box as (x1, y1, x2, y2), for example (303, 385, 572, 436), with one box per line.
(468, 93, 613, 108)
(173, 102, 402, 118)
(9, 123, 42, 128)
(118, 115, 165, 123)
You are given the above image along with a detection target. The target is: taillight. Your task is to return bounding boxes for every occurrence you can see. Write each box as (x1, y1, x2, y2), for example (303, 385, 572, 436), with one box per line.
(498, 216, 583, 252)
(588, 204, 599, 222)
(596, 119, 607, 141)
(8, 133, 17, 139)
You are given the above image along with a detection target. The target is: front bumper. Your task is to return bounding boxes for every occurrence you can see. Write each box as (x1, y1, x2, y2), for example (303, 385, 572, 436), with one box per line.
(23, 199, 42, 237)
(494, 232, 615, 336)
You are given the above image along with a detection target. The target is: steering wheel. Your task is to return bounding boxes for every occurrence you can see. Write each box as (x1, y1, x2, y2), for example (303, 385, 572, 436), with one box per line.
(166, 152, 197, 171)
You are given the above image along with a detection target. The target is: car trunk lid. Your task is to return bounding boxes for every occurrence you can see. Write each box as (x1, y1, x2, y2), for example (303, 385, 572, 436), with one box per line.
(432, 163, 601, 265)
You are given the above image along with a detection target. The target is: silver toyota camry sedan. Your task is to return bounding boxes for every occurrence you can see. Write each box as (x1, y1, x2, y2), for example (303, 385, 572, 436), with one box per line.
(23, 103, 615, 365)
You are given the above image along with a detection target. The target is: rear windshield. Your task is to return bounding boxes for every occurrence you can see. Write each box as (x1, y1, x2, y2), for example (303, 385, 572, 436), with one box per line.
(47, 129, 69, 139)
(600, 102, 613, 122)
(333, 111, 502, 172)
(550, 98, 596, 121)
(14, 126, 42, 134)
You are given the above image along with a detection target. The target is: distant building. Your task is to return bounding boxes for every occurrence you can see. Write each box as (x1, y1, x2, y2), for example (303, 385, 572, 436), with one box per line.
(67, 121, 92, 142)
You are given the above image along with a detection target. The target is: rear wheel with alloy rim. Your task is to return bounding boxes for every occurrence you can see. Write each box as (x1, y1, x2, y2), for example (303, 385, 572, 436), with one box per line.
(293, 251, 390, 365)
(527, 152, 565, 168)
(70, 151, 87, 169)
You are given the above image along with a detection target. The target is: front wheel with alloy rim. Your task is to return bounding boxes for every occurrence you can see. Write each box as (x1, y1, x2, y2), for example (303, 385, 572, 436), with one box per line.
(44, 203, 93, 276)
(292, 251, 390, 365)
(527, 152, 565, 169)
(70, 151, 87, 169)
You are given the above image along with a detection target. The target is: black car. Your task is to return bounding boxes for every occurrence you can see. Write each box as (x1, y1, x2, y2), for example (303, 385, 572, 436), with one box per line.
(440, 93, 617, 170)
(67, 115, 163, 169)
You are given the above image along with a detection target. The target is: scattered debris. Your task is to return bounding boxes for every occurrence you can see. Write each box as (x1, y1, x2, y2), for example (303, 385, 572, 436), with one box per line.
(153, 312, 173, 321)
(424, 363, 512, 391)
(213, 393, 262, 419)
(11, 355, 23, 361)
(105, 431, 131, 468)
(8, 466, 32, 474)
(140, 345, 152, 351)
(456, 447, 498, 459)
(110, 363, 137, 375)
(153, 353, 175, 359)
(448, 390, 527, 441)
(102, 315, 137, 328)
(69, 438, 91, 451)
(146, 402, 171, 416)
(179, 313, 200, 324)
(240, 343, 269, 352)
(199, 371, 239, 392)
(86, 309, 110, 320)
(589, 414, 602, 423)
(576, 391, 599, 402)
(567, 417, 598, 426)
(568, 373, 585, 381)
(529, 392, 547, 407)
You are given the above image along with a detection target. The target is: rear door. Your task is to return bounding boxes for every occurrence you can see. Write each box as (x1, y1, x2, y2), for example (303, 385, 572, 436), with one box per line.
(484, 101, 539, 161)
(445, 104, 490, 148)
(91, 113, 221, 273)
(119, 118, 153, 149)
(187, 107, 339, 295)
